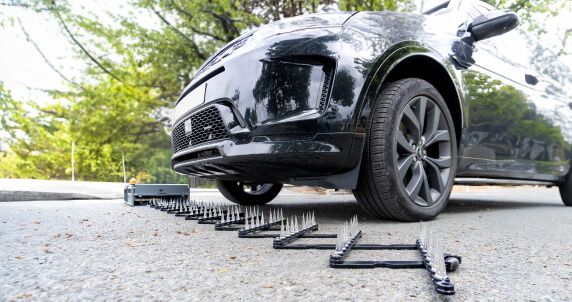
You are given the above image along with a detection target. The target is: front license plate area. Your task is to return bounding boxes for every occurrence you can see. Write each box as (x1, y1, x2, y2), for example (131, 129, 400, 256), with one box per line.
(173, 84, 206, 122)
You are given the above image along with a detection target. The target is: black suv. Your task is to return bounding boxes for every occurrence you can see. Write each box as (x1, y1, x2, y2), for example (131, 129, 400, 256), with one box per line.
(171, 0, 572, 221)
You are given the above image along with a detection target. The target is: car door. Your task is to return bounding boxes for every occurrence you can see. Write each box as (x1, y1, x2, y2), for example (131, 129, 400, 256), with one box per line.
(456, 0, 571, 181)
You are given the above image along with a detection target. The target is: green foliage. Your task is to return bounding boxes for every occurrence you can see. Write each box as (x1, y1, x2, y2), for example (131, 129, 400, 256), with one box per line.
(4, 0, 565, 182)
(464, 72, 568, 159)
(482, 0, 571, 55)
(1, 0, 412, 182)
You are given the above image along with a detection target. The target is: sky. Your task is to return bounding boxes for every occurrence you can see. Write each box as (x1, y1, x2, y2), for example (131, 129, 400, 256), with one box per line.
(0, 0, 571, 104)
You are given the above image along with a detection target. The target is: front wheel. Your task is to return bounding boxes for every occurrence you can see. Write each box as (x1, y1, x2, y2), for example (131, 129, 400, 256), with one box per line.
(353, 78, 457, 221)
(216, 180, 283, 205)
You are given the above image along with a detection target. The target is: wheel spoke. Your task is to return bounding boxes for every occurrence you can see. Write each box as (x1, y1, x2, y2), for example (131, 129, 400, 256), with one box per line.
(406, 163, 423, 201)
(426, 156, 452, 169)
(397, 155, 415, 180)
(416, 97, 427, 135)
(420, 167, 434, 206)
(425, 130, 450, 147)
(402, 106, 421, 139)
(425, 159, 445, 193)
(396, 130, 414, 153)
(423, 106, 442, 141)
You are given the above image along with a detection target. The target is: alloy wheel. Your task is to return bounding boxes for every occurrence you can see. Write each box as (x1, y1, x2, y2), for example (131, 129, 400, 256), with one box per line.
(394, 96, 453, 207)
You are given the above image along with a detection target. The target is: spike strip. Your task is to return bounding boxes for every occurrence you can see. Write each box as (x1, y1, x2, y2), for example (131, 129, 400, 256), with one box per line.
(185, 202, 220, 220)
(329, 215, 362, 265)
(273, 212, 319, 247)
(415, 223, 456, 295)
(198, 206, 243, 224)
(237, 219, 286, 237)
(214, 207, 269, 230)
(214, 214, 249, 230)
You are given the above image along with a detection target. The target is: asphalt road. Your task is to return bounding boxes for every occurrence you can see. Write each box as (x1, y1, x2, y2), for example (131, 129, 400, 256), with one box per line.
(1, 187, 571, 301)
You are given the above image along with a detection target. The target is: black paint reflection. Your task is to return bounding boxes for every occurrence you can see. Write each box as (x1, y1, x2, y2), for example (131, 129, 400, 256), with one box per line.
(463, 72, 570, 173)
(331, 69, 356, 107)
(252, 60, 317, 123)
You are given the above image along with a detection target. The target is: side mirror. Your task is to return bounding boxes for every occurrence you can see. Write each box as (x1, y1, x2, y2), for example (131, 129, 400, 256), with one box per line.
(468, 10, 519, 42)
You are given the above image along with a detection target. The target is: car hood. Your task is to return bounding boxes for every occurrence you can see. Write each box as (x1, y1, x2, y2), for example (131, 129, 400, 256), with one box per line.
(190, 12, 355, 84)
(253, 11, 356, 37)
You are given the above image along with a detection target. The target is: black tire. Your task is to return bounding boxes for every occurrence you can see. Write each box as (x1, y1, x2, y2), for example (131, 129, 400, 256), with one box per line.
(559, 172, 572, 206)
(353, 78, 457, 221)
(216, 180, 283, 205)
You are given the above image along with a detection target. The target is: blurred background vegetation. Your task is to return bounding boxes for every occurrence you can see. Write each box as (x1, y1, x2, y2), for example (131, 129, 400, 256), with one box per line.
(0, 0, 570, 183)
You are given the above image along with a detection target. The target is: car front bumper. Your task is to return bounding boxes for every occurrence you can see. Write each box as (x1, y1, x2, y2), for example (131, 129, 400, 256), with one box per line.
(170, 26, 366, 184)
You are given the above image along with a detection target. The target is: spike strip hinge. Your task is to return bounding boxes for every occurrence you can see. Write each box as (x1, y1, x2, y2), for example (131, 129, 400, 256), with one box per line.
(237, 208, 286, 237)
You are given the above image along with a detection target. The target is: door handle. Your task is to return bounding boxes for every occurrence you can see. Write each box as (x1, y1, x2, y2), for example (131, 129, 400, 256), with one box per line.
(525, 74, 538, 85)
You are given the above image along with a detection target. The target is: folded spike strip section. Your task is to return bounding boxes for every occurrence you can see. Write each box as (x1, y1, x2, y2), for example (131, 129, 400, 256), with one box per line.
(149, 196, 191, 214)
(237, 208, 286, 238)
(416, 222, 457, 295)
(272, 212, 335, 248)
(197, 205, 243, 224)
(324, 218, 461, 296)
(215, 206, 263, 231)
(185, 201, 219, 220)
(328, 215, 362, 264)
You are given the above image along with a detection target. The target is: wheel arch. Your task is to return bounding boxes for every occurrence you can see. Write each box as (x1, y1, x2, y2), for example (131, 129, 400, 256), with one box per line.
(354, 43, 465, 146)
(334, 43, 465, 190)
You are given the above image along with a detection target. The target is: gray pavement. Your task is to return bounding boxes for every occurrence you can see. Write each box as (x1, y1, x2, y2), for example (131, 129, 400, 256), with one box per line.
(0, 179, 127, 200)
(0, 187, 571, 301)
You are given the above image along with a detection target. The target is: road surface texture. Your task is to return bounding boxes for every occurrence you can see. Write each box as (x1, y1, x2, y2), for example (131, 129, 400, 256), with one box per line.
(1, 187, 571, 301)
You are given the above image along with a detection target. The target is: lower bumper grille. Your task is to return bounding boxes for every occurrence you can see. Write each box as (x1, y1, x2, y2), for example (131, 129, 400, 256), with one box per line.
(172, 106, 229, 153)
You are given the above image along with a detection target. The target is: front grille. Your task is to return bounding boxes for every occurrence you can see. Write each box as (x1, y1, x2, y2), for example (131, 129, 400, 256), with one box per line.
(171, 106, 229, 153)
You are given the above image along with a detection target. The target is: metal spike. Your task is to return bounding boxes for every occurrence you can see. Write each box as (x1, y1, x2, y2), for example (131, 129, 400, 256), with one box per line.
(280, 220, 285, 238)
(337, 224, 343, 252)
(295, 216, 299, 232)
(261, 212, 265, 225)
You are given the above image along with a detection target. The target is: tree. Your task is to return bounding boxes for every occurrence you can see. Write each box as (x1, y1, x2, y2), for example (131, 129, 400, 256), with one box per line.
(482, 0, 571, 56)
(1, 0, 414, 182)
